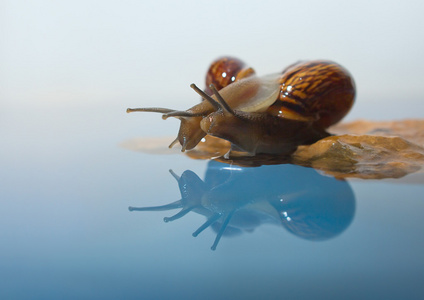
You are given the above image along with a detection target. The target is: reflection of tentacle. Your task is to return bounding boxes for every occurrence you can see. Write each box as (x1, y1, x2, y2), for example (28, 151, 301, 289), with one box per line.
(164, 205, 200, 222)
(192, 213, 221, 237)
(211, 211, 234, 251)
(169, 169, 180, 181)
(128, 200, 183, 212)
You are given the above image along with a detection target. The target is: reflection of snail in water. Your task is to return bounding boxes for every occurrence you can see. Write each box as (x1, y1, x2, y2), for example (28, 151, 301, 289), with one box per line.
(127, 56, 355, 156)
(129, 161, 355, 250)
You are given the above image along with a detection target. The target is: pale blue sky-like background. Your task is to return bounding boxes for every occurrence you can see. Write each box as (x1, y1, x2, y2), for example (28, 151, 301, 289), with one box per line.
(2, 2, 424, 299)
(2, 0, 424, 121)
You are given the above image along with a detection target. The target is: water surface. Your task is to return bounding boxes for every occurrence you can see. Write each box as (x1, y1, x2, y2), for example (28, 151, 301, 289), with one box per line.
(1, 102, 423, 300)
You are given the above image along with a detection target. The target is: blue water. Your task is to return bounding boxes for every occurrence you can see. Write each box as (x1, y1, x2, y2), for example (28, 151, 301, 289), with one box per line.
(1, 103, 423, 300)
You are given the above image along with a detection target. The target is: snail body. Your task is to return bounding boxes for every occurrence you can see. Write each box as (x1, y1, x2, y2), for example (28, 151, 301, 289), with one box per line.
(127, 57, 355, 156)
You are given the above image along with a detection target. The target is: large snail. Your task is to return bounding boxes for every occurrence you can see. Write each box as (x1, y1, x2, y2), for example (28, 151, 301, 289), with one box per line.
(127, 57, 355, 156)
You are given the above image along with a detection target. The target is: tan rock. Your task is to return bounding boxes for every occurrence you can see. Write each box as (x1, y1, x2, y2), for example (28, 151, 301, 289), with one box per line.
(292, 134, 424, 179)
(122, 119, 424, 180)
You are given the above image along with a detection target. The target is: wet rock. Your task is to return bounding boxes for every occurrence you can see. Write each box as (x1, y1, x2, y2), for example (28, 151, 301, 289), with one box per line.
(122, 119, 424, 180)
(292, 134, 424, 179)
(291, 119, 424, 179)
(329, 119, 424, 148)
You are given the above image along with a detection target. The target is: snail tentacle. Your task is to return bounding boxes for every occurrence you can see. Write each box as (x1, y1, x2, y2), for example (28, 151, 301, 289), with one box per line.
(209, 84, 236, 115)
(190, 83, 220, 111)
(192, 213, 221, 237)
(126, 107, 175, 114)
(190, 83, 221, 111)
(181, 139, 189, 152)
(211, 211, 234, 251)
(162, 110, 205, 119)
(128, 200, 183, 212)
(163, 205, 201, 223)
(168, 137, 180, 149)
(169, 169, 180, 181)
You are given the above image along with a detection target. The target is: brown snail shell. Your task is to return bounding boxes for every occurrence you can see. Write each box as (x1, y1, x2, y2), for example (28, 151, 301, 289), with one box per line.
(269, 60, 355, 128)
(204, 56, 255, 95)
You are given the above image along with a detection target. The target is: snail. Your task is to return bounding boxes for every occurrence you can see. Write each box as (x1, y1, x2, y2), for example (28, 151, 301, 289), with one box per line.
(127, 57, 355, 156)
(129, 161, 356, 250)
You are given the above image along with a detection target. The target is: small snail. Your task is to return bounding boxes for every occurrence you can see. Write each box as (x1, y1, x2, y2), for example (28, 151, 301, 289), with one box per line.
(127, 57, 355, 156)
